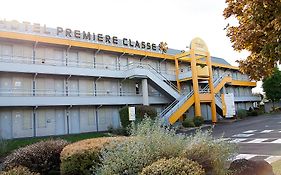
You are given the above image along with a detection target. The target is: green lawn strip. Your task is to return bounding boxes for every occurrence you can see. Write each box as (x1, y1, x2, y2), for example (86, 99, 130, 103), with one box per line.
(272, 159, 281, 175)
(1, 132, 109, 157)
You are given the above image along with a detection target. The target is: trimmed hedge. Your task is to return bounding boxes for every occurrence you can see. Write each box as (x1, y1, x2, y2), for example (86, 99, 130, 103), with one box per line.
(182, 117, 195, 128)
(193, 116, 204, 127)
(119, 105, 157, 128)
(237, 109, 248, 118)
(3, 139, 68, 174)
(60, 137, 127, 175)
(140, 157, 205, 175)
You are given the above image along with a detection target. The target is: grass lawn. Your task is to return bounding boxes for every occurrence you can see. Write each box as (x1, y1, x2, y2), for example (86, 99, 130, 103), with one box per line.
(272, 160, 281, 175)
(0, 132, 109, 157)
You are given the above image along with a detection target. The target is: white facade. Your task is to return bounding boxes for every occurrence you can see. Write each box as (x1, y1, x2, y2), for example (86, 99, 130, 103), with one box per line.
(0, 30, 260, 139)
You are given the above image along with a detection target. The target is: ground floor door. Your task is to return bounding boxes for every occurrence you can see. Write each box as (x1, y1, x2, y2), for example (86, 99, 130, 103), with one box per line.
(69, 109, 80, 134)
(55, 109, 65, 135)
(0, 111, 12, 139)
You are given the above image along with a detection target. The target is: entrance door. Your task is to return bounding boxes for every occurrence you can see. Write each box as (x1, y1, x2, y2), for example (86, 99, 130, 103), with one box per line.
(0, 111, 12, 139)
(55, 109, 65, 135)
(69, 109, 80, 134)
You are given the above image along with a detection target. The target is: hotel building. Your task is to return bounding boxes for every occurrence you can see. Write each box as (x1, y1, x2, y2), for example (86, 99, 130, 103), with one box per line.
(0, 20, 260, 139)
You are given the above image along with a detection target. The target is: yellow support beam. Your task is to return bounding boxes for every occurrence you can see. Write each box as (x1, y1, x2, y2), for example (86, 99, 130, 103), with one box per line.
(169, 95, 195, 124)
(206, 52, 217, 123)
(221, 94, 227, 116)
(214, 76, 232, 93)
(231, 80, 256, 87)
(190, 49, 201, 117)
(199, 94, 212, 102)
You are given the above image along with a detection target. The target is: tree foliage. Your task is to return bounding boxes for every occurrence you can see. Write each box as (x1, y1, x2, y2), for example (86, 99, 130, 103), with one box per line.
(224, 0, 281, 80)
(262, 68, 281, 103)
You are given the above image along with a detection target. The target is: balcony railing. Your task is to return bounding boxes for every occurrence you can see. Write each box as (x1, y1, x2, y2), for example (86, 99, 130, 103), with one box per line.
(0, 54, 177, 76)
(0, 88, 150, 97)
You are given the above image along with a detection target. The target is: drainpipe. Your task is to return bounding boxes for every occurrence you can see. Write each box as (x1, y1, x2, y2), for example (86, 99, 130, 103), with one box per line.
(93, 49, 100, 68)
(33, 106, 38, 137)
(96, 105, 103, 132)
(66, 105, 72, 134)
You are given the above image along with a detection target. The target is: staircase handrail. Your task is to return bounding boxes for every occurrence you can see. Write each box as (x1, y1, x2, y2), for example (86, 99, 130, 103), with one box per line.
(159, 90, 194, 118)
(200, 73, 229, 92)
(125, 63, 179, 93)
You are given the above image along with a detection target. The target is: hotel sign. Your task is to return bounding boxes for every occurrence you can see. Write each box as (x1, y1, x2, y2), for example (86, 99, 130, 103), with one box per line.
(0, 19, 163, 52)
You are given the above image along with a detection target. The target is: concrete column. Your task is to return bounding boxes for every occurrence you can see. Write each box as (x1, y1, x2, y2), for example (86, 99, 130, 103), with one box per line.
(142, 79, 149, 105)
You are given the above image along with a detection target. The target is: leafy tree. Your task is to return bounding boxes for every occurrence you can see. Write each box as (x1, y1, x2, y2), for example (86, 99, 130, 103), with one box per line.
(262, 68, 281, 107)
(224, 0, 281, 80)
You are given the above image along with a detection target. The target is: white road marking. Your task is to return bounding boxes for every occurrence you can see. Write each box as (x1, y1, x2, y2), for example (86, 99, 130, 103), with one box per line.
(247, 139, 268, 143)
(260, 130, 274, 133)
(223, 138, 281, 144)
(265, 156, 281, 164)
(235, 154, 256, 160)
(271, 139, 281, 143)
(232, 134, 254, 138)
(229, 138, 247, 143)
(234, 154, 281, 164)
(243, 130, 257, 133)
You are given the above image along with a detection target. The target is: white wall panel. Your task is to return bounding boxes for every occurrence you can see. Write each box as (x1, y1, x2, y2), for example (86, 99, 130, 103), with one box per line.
(0, 110, 12, 139)
(68, 50, 79, 67)
(12, 109, 33, 138)
(79, 51, 93, 68)
(69, 108, 80, 134)
(166, 61, 175, 75)
(97, 107, 114, 131)
(55, 109, 66, 135)
(80, 106, 97, 132)
(69, 79, 79, 96)
(79, 79, 94, 96)
(0, 75, 12, 96)
(36, 108, 56, 137)
(0, 44, 13, 62)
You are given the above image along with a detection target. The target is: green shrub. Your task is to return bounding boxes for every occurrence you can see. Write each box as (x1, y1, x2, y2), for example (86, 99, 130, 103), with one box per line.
(237, 109, 248, 118)
(182, 117, 195, 128)
(108, 126, 129, 136)
(119, 105, 157, 128)
(96, 118, 189, 175)
(193, 116, 204, 127)
(181, 131, 237, 175)
(3, 139, 68, 174)
(140, 157, 205, 175)
(60, 137, 126, 175)
(247, 110, 258, 116)
(0, 166, 39, 175)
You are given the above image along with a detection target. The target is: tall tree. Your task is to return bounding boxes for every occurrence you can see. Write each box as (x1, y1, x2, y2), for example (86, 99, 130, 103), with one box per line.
(262, 68, 281, 107)
(224, 0, 281, 80)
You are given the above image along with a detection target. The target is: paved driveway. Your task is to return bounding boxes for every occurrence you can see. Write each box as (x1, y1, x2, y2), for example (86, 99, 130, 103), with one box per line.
(212, 113, 281, 163)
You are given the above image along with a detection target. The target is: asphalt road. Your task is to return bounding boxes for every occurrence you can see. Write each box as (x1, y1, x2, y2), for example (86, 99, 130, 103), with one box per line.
(212, 113, 281, 163)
